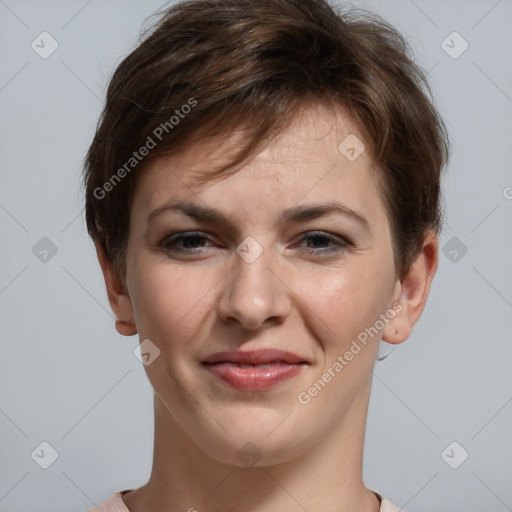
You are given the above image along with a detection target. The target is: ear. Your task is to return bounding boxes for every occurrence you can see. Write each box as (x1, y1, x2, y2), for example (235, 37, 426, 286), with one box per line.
(382, 231, 438, 344)
(95, 241, 137, 336)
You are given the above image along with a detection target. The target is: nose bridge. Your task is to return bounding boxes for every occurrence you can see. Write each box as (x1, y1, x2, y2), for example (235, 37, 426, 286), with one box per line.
(218, 237, 290, 329)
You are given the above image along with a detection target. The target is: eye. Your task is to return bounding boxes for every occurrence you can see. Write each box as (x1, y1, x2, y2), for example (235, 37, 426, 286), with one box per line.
(296, 231, 349, 255)
(160, 231, 214, 253)
(159, 230, 349, 256)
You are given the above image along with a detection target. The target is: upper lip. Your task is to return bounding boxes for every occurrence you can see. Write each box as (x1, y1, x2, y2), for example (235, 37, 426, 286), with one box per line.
(202, 349, 308, 365)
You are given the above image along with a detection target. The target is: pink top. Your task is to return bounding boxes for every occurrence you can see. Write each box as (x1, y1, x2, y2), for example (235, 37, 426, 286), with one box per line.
(87, 489, 404, 511)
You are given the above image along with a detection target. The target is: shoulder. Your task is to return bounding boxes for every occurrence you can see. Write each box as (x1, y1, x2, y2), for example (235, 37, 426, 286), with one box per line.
(86, 490, 132, 512)
(373, 490, 405, 512)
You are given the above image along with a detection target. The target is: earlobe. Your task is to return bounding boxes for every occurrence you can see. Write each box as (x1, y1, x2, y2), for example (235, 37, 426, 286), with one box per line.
(95, 241, 137, 337)
(115, 319, 138, 336)
(382, 231, 438, 345)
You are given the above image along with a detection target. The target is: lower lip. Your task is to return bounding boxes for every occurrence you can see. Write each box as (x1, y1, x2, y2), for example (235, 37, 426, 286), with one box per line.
(203, 362, 305, 390)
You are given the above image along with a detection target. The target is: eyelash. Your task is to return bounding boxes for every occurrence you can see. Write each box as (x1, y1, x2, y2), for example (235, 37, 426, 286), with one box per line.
(159, 231, 349, 256)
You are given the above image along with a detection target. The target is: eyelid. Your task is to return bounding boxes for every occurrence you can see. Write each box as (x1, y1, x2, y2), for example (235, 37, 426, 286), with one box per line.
(159, 230, 350, 255)
(292, 231, 350, 253)
(159, 230, 346, 245)
(293, 230, 349, 245)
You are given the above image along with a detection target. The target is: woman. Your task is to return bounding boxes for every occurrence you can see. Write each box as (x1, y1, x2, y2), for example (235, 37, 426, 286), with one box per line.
(83, 0, 450, 510)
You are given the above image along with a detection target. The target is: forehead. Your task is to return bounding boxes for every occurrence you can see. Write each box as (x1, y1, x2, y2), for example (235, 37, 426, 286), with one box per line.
(130, 103, 388, 230)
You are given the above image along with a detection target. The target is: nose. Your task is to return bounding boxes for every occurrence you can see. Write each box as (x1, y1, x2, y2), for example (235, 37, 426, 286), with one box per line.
(217, 245, 292, 330)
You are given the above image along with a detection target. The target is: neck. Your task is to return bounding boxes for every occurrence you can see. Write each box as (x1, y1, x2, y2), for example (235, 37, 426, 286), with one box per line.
(123, 390, 380, 512)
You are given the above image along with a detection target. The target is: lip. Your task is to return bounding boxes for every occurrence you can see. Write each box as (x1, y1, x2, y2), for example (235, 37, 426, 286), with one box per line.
(201, 349, 309, 391)
(202, 348, 308, 365)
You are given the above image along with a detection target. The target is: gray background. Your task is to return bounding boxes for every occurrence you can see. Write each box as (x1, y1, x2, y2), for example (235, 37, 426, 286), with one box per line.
(0, 0, 511, 511)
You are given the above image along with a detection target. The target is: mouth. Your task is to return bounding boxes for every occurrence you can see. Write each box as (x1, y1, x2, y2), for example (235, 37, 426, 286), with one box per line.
(201, 349, 309, 391)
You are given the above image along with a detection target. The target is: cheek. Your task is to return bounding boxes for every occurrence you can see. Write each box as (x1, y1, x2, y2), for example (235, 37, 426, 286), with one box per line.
(310, 258, 395, 352)
(129, 258, 220, 345)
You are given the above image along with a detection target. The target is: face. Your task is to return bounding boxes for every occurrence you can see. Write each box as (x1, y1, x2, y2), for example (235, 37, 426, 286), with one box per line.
(113, 104, 407, 465)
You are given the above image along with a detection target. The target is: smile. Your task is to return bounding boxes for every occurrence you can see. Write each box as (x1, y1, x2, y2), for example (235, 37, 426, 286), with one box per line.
(201, 348, 309, 391)
(203, 361, 307, 391)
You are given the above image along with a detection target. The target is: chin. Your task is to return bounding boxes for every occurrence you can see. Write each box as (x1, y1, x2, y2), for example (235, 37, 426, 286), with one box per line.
(191, 413, 310, 468)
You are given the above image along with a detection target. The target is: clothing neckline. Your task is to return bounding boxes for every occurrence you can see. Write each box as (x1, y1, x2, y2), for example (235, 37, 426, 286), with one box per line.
(117, 488, 385, 509)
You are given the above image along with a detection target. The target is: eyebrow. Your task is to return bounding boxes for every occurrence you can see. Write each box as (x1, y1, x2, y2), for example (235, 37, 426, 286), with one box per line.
(147, 199, 371, 232)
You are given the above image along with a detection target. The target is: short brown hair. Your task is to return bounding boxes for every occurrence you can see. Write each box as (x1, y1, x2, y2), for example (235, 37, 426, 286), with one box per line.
(83, 0, 450, 280)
